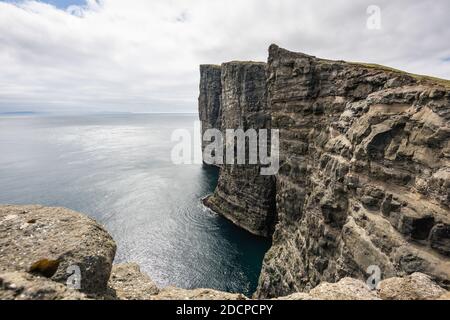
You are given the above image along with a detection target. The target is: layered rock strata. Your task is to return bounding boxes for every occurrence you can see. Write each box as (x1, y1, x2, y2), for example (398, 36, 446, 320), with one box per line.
(200, 62, 277, 237)
(199, 64, 222, 156)
(255, 45, 450, 298)
(199, 45, 450, 298)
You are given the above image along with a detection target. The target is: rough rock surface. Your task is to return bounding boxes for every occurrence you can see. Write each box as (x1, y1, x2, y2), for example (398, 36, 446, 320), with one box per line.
(0, 205, 116, 293)
(108, 263, 159, 300)
(199, 45, 450, 298)
(378, 272, 447, 300)
(0, 271, 87, 300)
(255, 45, 450, 298)
(151, 288, 248, 300)
(0, 204, 249, 300)
(276, 272, 449, 300)
(1, 205, 448, 300)
(276, 277, 380, 300)
(199, 64, 222, 157)
(438, 292, 450, 300)
(200, 62, 277, 237)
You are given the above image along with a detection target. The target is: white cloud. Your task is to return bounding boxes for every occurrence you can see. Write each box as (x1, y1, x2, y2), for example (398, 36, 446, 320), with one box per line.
(0, 0, 449, 113)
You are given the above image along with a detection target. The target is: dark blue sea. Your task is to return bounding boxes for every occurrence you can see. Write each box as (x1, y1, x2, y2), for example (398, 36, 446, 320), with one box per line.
(0, 113, 270, 296)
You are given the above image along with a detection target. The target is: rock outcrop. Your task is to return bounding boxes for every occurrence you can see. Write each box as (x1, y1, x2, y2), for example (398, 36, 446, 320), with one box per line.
(276, 272, 449, 300)
(151, 288, 248, 300)
(0, 271, 87, 300)
(1, 205, 448, 300)
(0, 204, 252, 300)
(275, 277, 380, 300)
(199, 45, 450, 298)
(200, 62, 277, 237)
(0, 205, 116, 294)
(199, 64, 222, 157)
(377, 272, 447, 300)
(108, 263, 159, 300)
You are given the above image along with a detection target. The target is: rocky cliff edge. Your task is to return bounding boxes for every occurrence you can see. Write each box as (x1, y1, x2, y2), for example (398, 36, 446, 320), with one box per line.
(0, 205, 448, 300)
(199, 45, 450, 299)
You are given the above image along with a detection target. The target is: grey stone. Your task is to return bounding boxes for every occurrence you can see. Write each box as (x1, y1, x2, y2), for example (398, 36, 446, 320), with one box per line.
(378, 272, 448, 300)
(0, 271, 87, 300)
(108, 263, 159, 300)
(0, 205, 116, 293)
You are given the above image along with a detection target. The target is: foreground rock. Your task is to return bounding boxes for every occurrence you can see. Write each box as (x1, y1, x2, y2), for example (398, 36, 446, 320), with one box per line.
(276, 278, 380, 300)
(276, 273, 449, 300)
(0, 272, 86, 300)
(152, 288, 248, 300)
(0, 204, 246, 300)
(0, 205, 116, 293)
(378, 272, 447, 300)
(108, 263, 159, 300)
(0, 205, 448, 300)
(438, 292, 450, 300)
(107, 264, 247, 300)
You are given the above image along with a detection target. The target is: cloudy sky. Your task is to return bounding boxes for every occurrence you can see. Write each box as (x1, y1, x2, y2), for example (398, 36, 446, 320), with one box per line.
(0, 0, 449, 113)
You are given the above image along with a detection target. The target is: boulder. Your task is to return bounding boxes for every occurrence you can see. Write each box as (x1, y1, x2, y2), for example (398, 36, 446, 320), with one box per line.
(276, 278, 379, 300)
(152, 288, 248, 300)
(378, 272, 448, 300)
(307, 278, 380, 300)
(0, 272, 86, 300)
(0, 205, 116, 293)
(438, 292, 450, 300)
(108, 263, 159, 300)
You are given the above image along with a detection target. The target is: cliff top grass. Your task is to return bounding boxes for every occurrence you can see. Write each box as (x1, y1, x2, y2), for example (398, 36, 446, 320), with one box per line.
(351, 61, 450, 89)
(200, 64, 221, 68)
(273, 45, 450, 89)
(200, 61, 266, 68)
(223, 61, 266, 65)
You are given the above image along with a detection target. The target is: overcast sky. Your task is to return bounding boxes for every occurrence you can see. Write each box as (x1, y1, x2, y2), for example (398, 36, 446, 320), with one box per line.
(0, 0, 449, 113)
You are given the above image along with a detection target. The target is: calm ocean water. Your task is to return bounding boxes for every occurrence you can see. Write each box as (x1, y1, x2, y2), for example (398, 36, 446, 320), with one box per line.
(0, 113, 270, 296)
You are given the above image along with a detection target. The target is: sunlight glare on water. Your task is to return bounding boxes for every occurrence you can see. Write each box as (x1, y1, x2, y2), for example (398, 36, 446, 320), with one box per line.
(0, 113, 270, 295)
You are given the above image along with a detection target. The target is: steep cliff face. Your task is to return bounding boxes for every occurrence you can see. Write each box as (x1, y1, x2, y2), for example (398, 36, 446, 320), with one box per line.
(199, 64, 222, 157)
(201, 62, 277, 237)
(255, 45, 450, 298)
(199, 45, 450, 298)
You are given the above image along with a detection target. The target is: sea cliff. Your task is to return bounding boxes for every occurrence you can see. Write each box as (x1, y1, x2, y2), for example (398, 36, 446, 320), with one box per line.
(200, 61, 277, 237)
(200, 45, 450, 298)
(0, 45, 449, 301)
